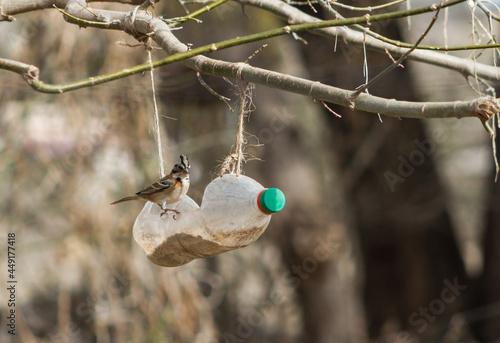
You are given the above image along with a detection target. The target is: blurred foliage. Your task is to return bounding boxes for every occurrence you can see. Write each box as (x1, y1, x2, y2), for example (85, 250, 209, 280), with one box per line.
(1, 1, 500, 343)
(0, 3, 306, 342)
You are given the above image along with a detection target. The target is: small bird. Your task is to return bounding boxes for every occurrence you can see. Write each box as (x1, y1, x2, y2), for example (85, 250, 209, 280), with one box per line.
(111, 155, 191, 218)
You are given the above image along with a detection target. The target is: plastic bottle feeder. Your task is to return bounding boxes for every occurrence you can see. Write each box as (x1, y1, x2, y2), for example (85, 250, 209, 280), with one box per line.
(133, 174, 286, 267)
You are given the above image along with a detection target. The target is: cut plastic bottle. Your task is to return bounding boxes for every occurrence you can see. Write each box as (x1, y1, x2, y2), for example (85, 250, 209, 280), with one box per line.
(133, 174, 285, 267)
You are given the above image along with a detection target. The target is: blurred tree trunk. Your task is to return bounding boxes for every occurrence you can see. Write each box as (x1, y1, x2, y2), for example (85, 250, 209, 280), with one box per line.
(257, 79, 368, 342)
(3, 1, 496, 342)
(160, 33, 368, 343)
(161, 2, 470, 341)
(474, 131, 500, 341)
(297, 3, 468, 340)
(245, 12, 368, 339)
(158, 3, 369, 341)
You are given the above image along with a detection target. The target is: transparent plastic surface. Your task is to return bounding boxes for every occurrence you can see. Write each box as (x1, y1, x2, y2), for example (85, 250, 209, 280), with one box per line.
(201, 174, 272, 246)
(133, 174, 278, 267)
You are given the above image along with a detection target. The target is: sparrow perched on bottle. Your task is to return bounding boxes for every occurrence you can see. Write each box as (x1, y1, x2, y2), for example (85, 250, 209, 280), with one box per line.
(111, 155, 190, 218)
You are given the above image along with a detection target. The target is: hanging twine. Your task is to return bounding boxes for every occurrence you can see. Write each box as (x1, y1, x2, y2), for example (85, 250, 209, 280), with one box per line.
(219, 66, 254, 177)
(493, 114, 499, 182)
(147, 43, 165, 177)
(234, 93, 245, 176)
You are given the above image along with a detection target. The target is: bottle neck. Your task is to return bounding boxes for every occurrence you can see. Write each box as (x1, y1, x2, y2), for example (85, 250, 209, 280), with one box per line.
(256, 188, 286, 215)
(257, 189, 272, 215)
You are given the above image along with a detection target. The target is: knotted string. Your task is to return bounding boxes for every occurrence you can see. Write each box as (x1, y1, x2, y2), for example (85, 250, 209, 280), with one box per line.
(219, 65, 253, 177)
(147, 44, 165, 177)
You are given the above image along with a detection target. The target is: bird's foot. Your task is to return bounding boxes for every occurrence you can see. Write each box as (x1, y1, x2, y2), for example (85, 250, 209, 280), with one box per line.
(160, 208, 180, 220)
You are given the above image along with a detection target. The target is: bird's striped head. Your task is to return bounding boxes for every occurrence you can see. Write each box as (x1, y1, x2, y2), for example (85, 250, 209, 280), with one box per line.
(172, 155, 190, 174)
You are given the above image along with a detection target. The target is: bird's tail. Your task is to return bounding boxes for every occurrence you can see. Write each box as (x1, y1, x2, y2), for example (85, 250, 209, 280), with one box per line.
(110, 196, 138, 205)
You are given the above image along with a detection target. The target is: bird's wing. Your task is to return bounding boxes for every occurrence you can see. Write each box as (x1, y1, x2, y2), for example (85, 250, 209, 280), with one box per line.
(136, 176, 174, 196)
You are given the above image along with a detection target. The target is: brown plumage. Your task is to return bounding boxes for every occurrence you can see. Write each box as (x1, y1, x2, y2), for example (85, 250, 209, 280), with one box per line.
(111, 155, 190, 217)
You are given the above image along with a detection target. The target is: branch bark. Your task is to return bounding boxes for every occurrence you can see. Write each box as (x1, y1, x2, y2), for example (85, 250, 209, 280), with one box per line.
(0, 0, 145, 17)
(239, 0, 500, 82)
(2, 0, 498, 83)
(150, 17, 500, 121)
(1, 0, 499, 122)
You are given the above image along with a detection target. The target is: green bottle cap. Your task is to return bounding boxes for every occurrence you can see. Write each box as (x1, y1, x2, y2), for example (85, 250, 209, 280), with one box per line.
(258, 188, 285, 214)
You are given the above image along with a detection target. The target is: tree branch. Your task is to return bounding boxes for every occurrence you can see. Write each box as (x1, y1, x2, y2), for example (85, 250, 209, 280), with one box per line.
(238, 0, 500, 82)
(2, 0, 498, 82)
(0, 0, 471, 91)
(1, 0, 499, 122)
(150, 18, 500, 121)
(0, 0, 147, 17)
(351, 0, 443, 97)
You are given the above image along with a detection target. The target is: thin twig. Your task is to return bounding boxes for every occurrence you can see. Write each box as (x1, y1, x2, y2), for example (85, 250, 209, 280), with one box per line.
(328, 0, 408, 11)
(169, 0, 229, 26)
(351, 1, 444, 98)
(52, 5, 111, 26)
(315, 0, 497, 54)
(244, 44, 268, 64)
(196, 72, 234, 111)
(2, 0, 472, 94)
(476, 0, 500, 22)
(287, 0, 407, 11)
(320, 101, 341, 117)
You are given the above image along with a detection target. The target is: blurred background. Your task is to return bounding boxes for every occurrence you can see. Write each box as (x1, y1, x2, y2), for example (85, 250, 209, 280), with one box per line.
(1, 0, 500, 342)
